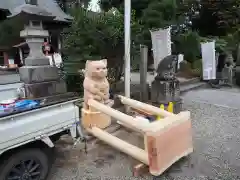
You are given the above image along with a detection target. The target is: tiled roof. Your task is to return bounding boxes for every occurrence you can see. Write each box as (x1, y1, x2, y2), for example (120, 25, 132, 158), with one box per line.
(0, 0, 72, 22)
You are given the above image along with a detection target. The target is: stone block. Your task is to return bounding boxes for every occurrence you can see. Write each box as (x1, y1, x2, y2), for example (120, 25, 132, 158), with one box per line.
(19, 66, 59, 83)
(24, 80, 67, 99)
(151, 79, 180, 103)
(24, 57, 50, 66)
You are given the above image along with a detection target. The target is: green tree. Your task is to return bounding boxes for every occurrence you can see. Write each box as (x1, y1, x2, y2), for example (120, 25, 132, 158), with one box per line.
(193, 0, 240, 36)
(0, 18, 23, 48)
(61, 7, 127, 92)
(135, 0, 182, 48)
(173, 31, 201, 63)
(99, 0, 150, 18)
(56, 0, 92, 11)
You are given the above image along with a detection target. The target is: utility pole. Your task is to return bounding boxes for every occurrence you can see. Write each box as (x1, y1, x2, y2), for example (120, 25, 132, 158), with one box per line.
(124, 0, 131, 101)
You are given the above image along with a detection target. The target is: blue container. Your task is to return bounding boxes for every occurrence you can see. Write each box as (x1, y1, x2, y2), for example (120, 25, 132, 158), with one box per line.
(14, 100, 40, 111)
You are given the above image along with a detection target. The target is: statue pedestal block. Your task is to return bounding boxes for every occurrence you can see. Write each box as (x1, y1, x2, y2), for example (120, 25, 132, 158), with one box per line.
(151, 79, 182, 113)
(19, 65, 59, 83)
(151, 80, 180, 102)
(24, 80, 67, 99)
(81, 108, 111, 129)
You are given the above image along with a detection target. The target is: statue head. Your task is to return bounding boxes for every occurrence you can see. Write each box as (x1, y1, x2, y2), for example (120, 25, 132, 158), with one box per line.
(85, 59, 108, 79)
(155, 55, 178, 80)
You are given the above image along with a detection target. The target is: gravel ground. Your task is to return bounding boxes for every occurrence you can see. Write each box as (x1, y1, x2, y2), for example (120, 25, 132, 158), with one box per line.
(48, 87, 240, 180)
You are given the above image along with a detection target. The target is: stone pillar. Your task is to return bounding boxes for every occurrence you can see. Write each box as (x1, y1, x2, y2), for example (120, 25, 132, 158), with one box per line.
(235, 43, 240, 86)
(18, 20, 67, 99)
(3, 52, 8, 65)
(140, 45, 148, 102)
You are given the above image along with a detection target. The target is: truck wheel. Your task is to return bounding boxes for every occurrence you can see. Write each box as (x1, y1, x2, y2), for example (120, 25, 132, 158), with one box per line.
(0, 148, 50, 180)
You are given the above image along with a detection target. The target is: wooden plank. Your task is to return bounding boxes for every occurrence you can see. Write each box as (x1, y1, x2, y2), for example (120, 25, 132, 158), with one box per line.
(146, 111, 190, 132)
(81, 108, 111, 129)
(146, 118, 193, 176)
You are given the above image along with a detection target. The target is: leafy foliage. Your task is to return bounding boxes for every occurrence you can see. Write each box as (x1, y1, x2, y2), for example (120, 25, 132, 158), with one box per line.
(0, 18, 23, 48)
(56, 0, 92, 11)
(99, 0, 150, 18)
(193, 0, 240, 36)
(173, 31, 201, 63)
(61, 7, 127, 93)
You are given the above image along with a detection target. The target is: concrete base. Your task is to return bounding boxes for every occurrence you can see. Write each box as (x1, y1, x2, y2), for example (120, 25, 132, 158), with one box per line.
(19, 66, 59, 83)
(24, 80, 67, 98)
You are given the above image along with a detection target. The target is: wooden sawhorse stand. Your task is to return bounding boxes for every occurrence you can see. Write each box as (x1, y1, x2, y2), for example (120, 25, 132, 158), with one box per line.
(81, 95, 193, 176)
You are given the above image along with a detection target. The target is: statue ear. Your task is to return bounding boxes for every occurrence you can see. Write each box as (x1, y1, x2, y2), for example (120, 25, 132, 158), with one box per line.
(102, 59, 107, 66)
(85, 60, 91, 68)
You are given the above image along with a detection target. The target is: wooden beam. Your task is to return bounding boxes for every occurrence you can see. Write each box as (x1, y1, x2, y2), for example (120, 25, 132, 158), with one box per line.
(118, 95, 175, 117)
(116, 120, 143, 133)
(87, 127, 149, 165)
(88, 99, 149, 132)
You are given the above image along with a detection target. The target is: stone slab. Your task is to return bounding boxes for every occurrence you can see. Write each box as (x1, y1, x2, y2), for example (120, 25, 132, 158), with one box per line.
(19, 65, 59, 83)
(24, 57, 50, 66)
(24, 80, 67, 99)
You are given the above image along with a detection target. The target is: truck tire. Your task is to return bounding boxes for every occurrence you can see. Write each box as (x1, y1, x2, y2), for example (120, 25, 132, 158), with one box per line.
(0, 148, 50, 180)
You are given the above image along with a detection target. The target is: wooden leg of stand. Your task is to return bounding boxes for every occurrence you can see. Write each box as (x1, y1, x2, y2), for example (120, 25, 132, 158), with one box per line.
(87, 127, 149, 165)
(133, 163, 148, 177)
(133, 135, 149, 177)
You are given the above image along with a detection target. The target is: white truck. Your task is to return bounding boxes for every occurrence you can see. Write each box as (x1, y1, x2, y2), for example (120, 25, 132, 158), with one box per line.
(0, 83, 83, 180)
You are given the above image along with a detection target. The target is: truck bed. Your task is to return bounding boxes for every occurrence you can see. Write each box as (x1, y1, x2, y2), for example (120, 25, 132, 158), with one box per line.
(0, 93, 80, 118)
(0, 97, 81, 154)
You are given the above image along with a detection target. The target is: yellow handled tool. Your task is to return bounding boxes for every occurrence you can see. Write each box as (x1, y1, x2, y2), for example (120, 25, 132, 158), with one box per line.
(167, 102, 173, 113)
(157, 102, 174, 120)
(157, 104, 165, 120)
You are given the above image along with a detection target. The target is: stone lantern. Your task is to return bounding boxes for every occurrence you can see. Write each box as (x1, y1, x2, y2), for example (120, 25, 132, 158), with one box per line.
(8, 4, 67, 99)
(150, 55, 182, 113)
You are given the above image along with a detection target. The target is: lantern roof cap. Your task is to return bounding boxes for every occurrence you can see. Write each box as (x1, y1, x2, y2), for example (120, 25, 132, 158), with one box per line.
(0, 0, 73, 22)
